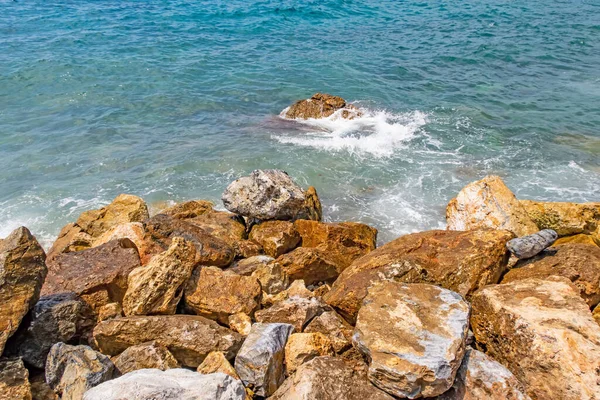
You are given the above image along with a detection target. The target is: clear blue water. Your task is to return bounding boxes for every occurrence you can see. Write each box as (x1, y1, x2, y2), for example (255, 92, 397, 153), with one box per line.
(1, 0, 599, 247)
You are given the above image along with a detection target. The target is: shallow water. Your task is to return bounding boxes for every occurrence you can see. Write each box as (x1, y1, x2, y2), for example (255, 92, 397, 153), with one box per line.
(1, 0, 599, 247)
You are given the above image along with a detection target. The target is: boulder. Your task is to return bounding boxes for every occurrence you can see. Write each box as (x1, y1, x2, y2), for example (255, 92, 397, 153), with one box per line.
(282, 93, 361, 120)
(555, 233, 598, 246)
(294, 220, 377, 270)
(122, 237, 196, 316)
(232, 239, 263, 259)
(112, 341, 179, 374)
(0, 358, 32, 400)
(274, 247, 340, 285)
(0, 227, 47, 356)
(97, 303, 123, 322)
(46, 343, 115, 400)
(446, 176, 538, 236)
(93, 315, 243, 368)
(284, 332, 334, 373)
(251, 261, 289, 295)
(184, 267, 262, 324)
(249, 221, 300, 258)
(186, 210, 247, 247)
(270, 356, 395, 400)
(228, 313, 252, 336)
(91, 222, 147, 257)
(83, 369, 245, 400)
(471, 277, 600, 400)
(304, 310, 353, 354)
(142, 214, 234, 266)
(506, 229, 557, 259)
(222, 170, 306, 221)
(197, 351, 239, 379)
(436, 349, 530, 400)
(234, 323, 294, 397)
(161, 200, 214, 219)
(228, 255, 274, 276)
(325, 229, 512, 323)
(301, 186, 322, 221)
(353, 282, 470, 398)
(42, 239, 140, 313)
(255, 296, 325, 332)
(520, 200, 600, 236)
(263, 279, 313, 307)
(502, 243, 600, 307)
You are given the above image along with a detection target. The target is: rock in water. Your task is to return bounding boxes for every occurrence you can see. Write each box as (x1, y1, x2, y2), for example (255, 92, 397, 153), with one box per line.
(0, 227, 47, 356)
(234, 323, 294, 397)
(112, 341, 179, 375)
(0, 357, 32, 400)
(471, 277, 600, 399)
(282, 93, 361, 120)
(353, 282, 470, 398)
(520, 200, 600, 236)
(446, 175, 539, 236)
(46, 343, 115, 400)
(506, 229, 557, 259)
(83, 369, 246, 400)
(222, 170, 306, 221)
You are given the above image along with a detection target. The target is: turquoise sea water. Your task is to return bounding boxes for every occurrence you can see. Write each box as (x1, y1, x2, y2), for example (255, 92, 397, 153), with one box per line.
(1, 0, 599, 247)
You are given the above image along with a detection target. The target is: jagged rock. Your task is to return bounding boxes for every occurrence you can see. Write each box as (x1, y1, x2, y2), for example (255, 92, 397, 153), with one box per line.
(446, 176, 538, 236)
(97, 303, 123, 322)
(8, 293, 94, 369)
(555, 233, 598, 246)
(228, 313, 252, 336)
(46, 343, 115, 400)
(232, 239, 263, 259)
(91, 222, 147, 258)
(502, 243, 600, 307)
(184, 267, 261, 324)
(304, 310, 353, 354)
(197, 351, 239, 379)
(186, 210, 247, 248)
(520, 200, 600, 236)
(122, 237, 196, 316)
(436, 349, 530, 400)
(301, 186, 322, 221)
(249, 221, 300, 258)
(263, 280, 313, 307)
(161, 200, 214, 219)
(222, 170, 306, 221)
(0, 358, 32, 400)
(294, 220, 377, 270)
(270, 356, 395, 400)
(471, 277, 600, 400)
(142, 214, 234, 266)
(284, 333, 334, 373)
(228, 255, 274, 276)
(311, 283, 331, 298)
(255, 296, 325, 332)
(251, 261, 289, 295)
(83, 369, 245, 400)
(0, 227, 47, 355)
(234, 323, 294, 397)
(112, 341, 179, 375)
(353, 282, 470, 398)
(274, 247, 340, 285)
(42, 239, 140, 313)
(93, 315, 243, 368)
(282, 93, 361, 120)
(506, 229, 557, 259)
(325, 229, 512, 323)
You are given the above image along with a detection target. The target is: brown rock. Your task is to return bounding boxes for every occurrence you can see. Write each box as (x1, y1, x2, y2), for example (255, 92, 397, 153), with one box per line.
(325, 229, 512, 323)
(249, 221, 300, 258)
(284, 333, 334, 373)
(471, 277, 600, 400)
(520, 200, 600, 236)
(0, 227, 47, 355)
(161, 200, 214, 219)
(187, 210, 247, 247)
(91, 222, 147, 256)
(228, 255, 274, 276)
(184, 266, 262, 324)
(251, 261, 289, 295)
(263, 280, 313, 307)
(302, 186, 322, 221)
(0, 358, 32, 400)
(97, 303, 123, 322)
(30, 372, 57, 400)
(311, 283, 331, 298)
(255, 296, 325, 332)
(197, 351, 239, 379)
(554, 233, 598, 246)
(283, 93, 362, 120)
(228, 313, 252, 336)
(46, 223, 92, 260)
(304, 310, 353, 354)
(112, 341, 179, 374)
(274, 247, 340, 285)
(502, 243, 600, 307)
(446, 176, 538, 236)
(233, 239, 263, 258)
(93, 315, 243, 368)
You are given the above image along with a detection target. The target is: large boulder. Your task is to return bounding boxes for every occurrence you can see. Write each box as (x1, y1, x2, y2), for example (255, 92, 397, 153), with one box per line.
(185, 210, 247, 247)
(222, 170, 306, 221)
(0, 227, 47, 356)
(93, 315, 243, 368)
(122, 237, 196, 316)
(284, 332, 334, 373)
(111, 341, 179, 375)
(354, 282, 470, 398)
(282, 93, 361, 120)
(83, 369, 245, 400)
(446, 176, 538, 236)
(0, 358, 32, 400)
(502, 243, 600, 307)
(255, 296, 325, 332)
(520, 200, 600, 236)
(275, 247, 340, 285)
(91, 222, 147, 257)
(304, 310, 353, 354)
(471, 277, 600, 399)
(234, 323, 294, 397)
(325, 229, 512, 323)
(249, 221, 301, 258)
(46, 343, 115, 400)
(42, 239, 140, 313)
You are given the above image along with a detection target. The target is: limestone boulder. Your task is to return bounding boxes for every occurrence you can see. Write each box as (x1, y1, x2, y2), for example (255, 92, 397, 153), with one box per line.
(161, 200, 214, 219)
(354, 282, 470, 398)
(249, 221, 300, 258)
(93, 315, 243, 368)
(471, 277, 600, 400)
(228, 313, 252, 336)
(282, 93, 361, 120)
(325, 229, 512, 323)
(275, 247, 340, 285)
(91, 222, 147, 257)
(197, 351, 239, 379)
(112, 341, 179, 374)
(184, 266, 262, 324)
(0, 358, 32, 400)
(232, 239, 263, 259)
(304, 310, 353, 353)
(0, 227, 47, 356)
(251, 260, 289, 295)
(502, 243, 600, 307)
(228, 255, 274, 276)
(446, 176, 538, 236)
(255, 296, 325, 332)
(520, 200, 600, 236)
(83, 369, 245, 400)
(284, 332, 334, 373)
(234, 323, 294, 397)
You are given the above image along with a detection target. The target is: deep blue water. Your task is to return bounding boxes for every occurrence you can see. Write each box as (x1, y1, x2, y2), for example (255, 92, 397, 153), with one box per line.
(1, 0, 599, 246)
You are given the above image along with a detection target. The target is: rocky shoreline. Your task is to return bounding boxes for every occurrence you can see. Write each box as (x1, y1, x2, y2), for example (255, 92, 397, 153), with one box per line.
(2, 96, 600, 400)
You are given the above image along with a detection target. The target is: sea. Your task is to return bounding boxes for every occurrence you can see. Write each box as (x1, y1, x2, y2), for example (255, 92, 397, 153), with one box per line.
(1, 0, 599, 248)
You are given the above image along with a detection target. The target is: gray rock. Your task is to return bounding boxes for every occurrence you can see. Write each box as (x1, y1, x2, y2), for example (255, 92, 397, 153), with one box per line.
(83, 369, 245, 400)
(506, 229, 557, 259)
(234, 322, 294, 397)
(222, 170, 306, 220)
(46, 343, 115, 400)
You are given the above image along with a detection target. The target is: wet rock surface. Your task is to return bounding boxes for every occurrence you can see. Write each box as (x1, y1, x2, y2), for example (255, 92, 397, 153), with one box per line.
(282, 93, 362, 120)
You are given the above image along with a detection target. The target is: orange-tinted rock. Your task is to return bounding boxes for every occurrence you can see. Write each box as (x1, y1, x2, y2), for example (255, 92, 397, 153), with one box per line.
(251, 261, 289, 295)
(302, 186, 322, 221)
(197, 351, 239, 379)
(554, 233, 598, 246)
(187, 210, 247, 249)
(283, 93, 362, 120)
(249, 221, 301, 258)
(112, 341, 179, 374)
(275, 247, 340, 285)
(228, 313, 252, 336)
(255, 297, 326, 332)
(520, 200, 600, 236)
(304, 311, 353, 354)
(161, 200, 214, 219)
(228, 255, 274, 276)
(284, 332, 334, 373)
(92, 222, 147, 256)
(0, 358, 32, 400)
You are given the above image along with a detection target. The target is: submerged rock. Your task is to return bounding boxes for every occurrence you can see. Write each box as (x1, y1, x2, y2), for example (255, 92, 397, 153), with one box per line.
(506, 229, 557, 259)
(112, 341, 179, 375)
(0, 357, 32, 400)
(282, 93, 361, 120)
(520, 200, 600, 236)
